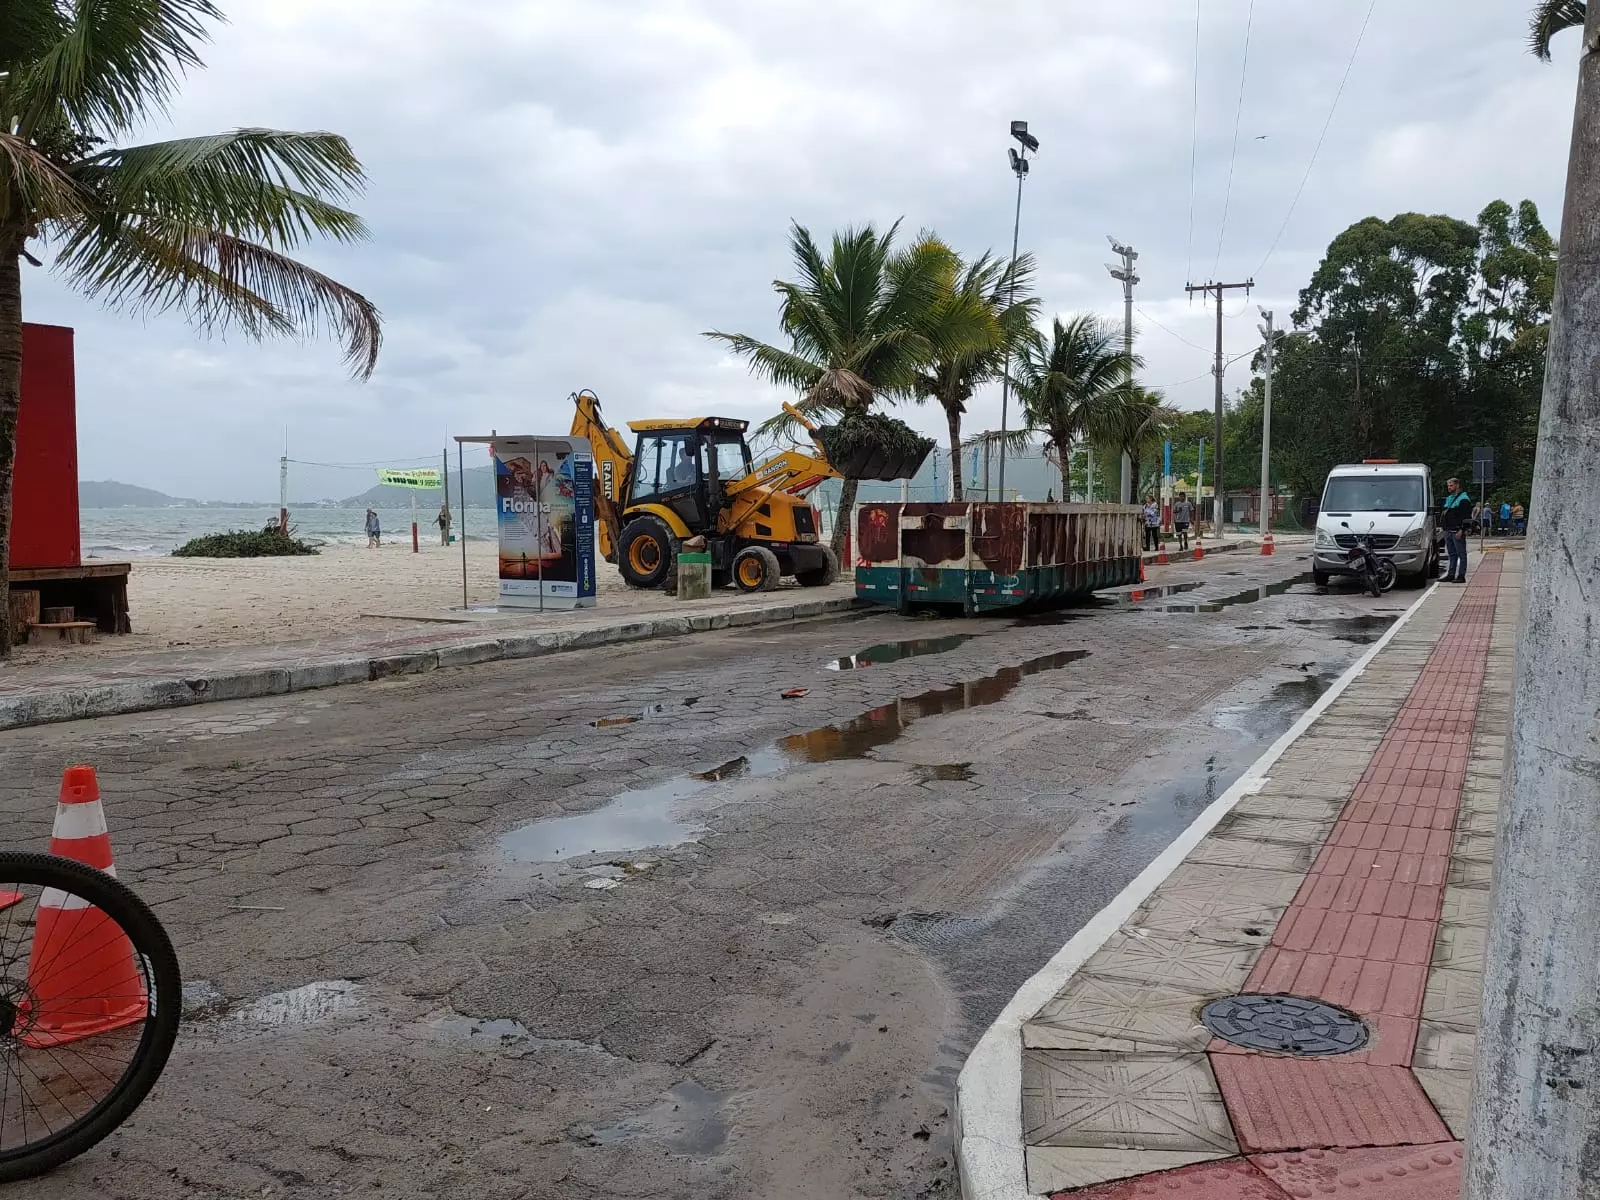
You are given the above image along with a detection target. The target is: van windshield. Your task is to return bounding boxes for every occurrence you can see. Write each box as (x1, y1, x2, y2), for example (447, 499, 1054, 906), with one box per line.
(1322, 475, 1425, 513)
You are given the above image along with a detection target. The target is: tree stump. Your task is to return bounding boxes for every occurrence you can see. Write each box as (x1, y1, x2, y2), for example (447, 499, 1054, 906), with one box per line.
(41, 606, 74, 624)
(7, 589, 41, 646)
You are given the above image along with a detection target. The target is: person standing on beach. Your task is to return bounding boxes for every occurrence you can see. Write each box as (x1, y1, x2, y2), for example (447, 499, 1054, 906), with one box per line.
(1141, 494, 1161, 552)
(1172, 491, 1194, 552)
(436, 504, 451, 546)
(365, 508, 381, 548)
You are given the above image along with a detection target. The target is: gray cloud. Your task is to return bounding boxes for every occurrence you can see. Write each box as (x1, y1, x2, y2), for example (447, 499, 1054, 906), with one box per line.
(21, 0, 1576, 499)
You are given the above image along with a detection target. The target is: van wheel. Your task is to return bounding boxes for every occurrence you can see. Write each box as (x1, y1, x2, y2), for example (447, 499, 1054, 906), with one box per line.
(1313, 570, 1330, 588)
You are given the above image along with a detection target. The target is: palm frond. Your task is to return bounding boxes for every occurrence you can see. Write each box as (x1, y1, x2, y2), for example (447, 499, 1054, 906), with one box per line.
(52, 214, 381, 377)
(75, 129, 368, 244)
(704, 331, 822, 394)
(12, 0, 223, 137)
(1530, 0, 1586, 59)
(0, 131, 79, 223)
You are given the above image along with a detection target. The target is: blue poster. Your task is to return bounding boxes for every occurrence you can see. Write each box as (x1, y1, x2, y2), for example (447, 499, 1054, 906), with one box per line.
(494, 436, 596, 610)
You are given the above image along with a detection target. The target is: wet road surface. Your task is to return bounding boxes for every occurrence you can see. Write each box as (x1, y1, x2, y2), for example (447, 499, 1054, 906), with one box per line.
(0, 552, 1415, 1200)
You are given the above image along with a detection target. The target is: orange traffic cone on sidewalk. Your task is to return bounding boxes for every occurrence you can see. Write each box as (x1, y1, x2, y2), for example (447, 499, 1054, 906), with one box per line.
(1193, 542, 1205, 561)
(22, 766, 147, 1048)
(1156, 545, 1168, 565)
(1139, 559, 1147, 583)
(1260, 533, 1275, 556)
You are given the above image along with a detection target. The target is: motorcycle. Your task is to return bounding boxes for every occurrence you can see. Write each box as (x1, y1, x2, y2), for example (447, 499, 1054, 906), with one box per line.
(1342, 521, 1397, 597)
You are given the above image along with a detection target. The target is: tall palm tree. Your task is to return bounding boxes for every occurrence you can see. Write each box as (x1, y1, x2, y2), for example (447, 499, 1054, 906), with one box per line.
(1014, 315, 1138, 498)
(1530, 0, 1586, 58)
(0, 1, 381, 655)
(1091, 385, 1180, 502)
(912, 249, 1037, 500)
(707, 222, 971, 554)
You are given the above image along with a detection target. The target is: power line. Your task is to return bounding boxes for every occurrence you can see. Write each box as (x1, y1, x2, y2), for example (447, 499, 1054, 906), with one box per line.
(1184, 0, 1202, 285)
(1255, 0, 1380, 276)
(1213, 0, 1257, 278)
(1137, 305, 1211, 352)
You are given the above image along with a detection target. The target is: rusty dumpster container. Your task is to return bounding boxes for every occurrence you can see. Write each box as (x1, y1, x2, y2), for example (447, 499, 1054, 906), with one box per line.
(853, 501, 1144, 614)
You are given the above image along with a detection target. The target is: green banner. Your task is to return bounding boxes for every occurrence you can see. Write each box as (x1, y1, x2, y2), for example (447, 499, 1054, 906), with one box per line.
(376, 468, 440, 489)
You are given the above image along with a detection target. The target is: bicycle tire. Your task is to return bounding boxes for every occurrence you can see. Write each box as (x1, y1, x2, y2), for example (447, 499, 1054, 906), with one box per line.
(0, 851, 180, 1182)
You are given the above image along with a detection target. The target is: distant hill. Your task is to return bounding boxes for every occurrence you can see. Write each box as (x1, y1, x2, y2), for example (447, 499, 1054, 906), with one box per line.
(80, 480, 201, 508)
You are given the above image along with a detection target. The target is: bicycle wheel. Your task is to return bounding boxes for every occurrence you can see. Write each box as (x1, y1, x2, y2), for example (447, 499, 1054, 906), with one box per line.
(0, 852, 180, 1181)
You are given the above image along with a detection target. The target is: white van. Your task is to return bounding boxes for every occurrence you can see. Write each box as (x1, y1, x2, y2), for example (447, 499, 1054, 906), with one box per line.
(1312, 461, 1437, 587)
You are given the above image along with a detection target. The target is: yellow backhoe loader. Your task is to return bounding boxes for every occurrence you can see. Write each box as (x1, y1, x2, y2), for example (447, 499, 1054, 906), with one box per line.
(569, 390, 926, 592)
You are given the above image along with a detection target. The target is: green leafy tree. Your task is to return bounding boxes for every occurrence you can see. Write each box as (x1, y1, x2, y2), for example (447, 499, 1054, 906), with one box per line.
(707, 222, 974, 552)
(1014, 315, 1138, 497)
(911, 249, 1037, 500)
(0, 1, 381, 654)
(1089, 385, 1180, 500)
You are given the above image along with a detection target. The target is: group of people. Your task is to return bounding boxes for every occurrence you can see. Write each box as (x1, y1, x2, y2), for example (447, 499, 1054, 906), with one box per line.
(1440, 480, 1528, 582)
(1142, 491, 1198, 552)
(1471, 499, 1526, 536)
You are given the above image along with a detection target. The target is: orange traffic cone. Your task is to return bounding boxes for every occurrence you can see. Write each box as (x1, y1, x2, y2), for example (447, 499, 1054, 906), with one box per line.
(22, 766, 147, 1048)
(1156, 545, 1169, 565)
(1139, 559, 1147, 583)
(1260, 533, 1275, 556)
(1193, 542, 1205, 561)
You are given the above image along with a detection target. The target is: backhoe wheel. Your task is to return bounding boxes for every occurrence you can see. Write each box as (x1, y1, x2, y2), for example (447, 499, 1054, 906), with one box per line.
(794, 545, 840, 587)
(618, 517, 677, 589)
(733, 546, 781, 593)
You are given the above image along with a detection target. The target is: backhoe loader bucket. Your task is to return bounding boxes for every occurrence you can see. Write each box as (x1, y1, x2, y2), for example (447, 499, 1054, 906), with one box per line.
(815, 428, 933, 482)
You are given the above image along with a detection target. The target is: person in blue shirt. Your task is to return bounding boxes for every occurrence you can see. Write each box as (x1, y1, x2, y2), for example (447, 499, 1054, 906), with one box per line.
(1499, 500, 1512, 534)
(1441, 478, 1472, 582)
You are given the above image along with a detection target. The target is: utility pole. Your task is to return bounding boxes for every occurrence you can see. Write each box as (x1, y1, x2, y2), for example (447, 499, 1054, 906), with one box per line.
(996, 119, 1039, 502)
(1185, 278, 1253, 538)
(278, 428, 289, 534)
(1466, 7, 1600, 1198)
(1257, 308, 1275, 538)
(1107, 237, 1140, 504)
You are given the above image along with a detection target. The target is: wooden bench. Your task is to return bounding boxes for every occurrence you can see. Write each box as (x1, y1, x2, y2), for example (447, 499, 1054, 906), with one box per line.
(27, 620, 97, 645)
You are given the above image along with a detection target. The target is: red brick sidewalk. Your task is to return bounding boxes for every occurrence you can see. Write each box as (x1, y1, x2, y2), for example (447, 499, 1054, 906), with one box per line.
(1056, 558, 1504, 1198)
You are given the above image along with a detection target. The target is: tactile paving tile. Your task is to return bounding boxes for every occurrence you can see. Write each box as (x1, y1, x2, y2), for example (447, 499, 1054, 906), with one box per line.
(1023, 1050, 1238, 1154)
(1250, 1142, 1462, 1198)
(1026, 979, 1213, 1052)
(1209, 1055, 1451, 1151)
(1052, 1156, 1292, 1198)
(1028, 1146, 1232, 1194)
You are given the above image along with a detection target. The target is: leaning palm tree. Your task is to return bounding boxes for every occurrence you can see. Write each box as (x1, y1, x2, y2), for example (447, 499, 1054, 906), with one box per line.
(1530, 0, 1586, 58)
(0, 2, 381, 655)
(707, 222, 967, 554)
(1091, 385, 1180, 501)
(912, 249, 1038, 500)
(1014, 315, 1138, 498)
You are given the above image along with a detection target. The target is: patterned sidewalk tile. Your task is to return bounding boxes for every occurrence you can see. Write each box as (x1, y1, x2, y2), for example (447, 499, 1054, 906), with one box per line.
(1250, 1142, 1463, 1199)
(1050, 1156, 1290, 1198)
(1185, 834, 1318, 874)
(1084, 930, 1261, 994)
(1413, 1066, 1472, 1137)
(1413, 1020, 1475, 1071)
(1026, 979, 1214, 1053)
(1029, 1147, 1233, 1194)
(1022, 1050, 1238, 1154)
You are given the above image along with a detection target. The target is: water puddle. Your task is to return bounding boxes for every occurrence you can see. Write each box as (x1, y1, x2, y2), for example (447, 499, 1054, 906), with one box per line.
(591, 703, 671, 728)
(503, 650, 1090, 863)
(1213, 674, 1336, 739)
(230, 980, 358, 1028)
(1126, 573, 1314, 613)
(584, 1081, 729, 1156)
(431, 1012, 534, 1045)
(913, 764, 977, 783)
(826, 634, 971, 671)
(1290, 614, 1395, 645)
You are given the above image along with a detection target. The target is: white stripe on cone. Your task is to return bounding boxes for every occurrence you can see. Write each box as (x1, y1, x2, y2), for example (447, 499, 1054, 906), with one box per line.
(40, 863, 119, 912)
(51, 802, 109, 841)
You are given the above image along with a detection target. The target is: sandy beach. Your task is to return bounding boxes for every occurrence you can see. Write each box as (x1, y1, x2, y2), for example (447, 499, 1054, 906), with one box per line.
(11, 540, 835, 665)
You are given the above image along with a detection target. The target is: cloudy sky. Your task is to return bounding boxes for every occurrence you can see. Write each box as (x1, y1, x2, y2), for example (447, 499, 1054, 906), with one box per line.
(28, 0, 1580, 501)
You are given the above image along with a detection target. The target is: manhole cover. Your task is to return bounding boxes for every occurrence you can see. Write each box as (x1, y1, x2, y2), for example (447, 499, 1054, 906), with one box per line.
(1201, 993, 1369, 1056)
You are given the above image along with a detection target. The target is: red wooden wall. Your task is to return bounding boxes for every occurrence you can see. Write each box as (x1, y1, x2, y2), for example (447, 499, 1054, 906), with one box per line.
(10, 323, 79, 570)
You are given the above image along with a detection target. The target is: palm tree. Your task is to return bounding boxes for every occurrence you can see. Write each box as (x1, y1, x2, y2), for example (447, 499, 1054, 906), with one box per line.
(1091, 385, 1180, 502)
(0, 2, 381, 655)
(707, 222, 970, 554)
(912, 250, 1038, 500)
(1014, 315, 1138, 498)
(1530, 0, 1586, 58)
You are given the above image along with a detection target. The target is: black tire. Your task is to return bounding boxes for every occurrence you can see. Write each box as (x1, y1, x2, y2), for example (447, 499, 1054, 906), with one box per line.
(711, 568, 733, 590)
(1312, 570, 1329, 587)
(1376, 560, 1398, 593)
(732, 546, 781, 593)
(0, 852, 181, 1182)
(794, 546, 840, 588)
(617, 517, 677, 589)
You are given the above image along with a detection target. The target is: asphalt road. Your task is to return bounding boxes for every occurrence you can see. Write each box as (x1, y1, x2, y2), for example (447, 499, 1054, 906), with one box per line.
(0, 551, 1415, 1200)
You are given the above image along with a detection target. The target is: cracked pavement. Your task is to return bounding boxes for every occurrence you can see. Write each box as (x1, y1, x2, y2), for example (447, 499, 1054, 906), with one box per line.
(0, 552, 1414, 1199)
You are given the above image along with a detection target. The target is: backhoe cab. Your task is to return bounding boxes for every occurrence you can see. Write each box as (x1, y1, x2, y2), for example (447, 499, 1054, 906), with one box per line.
(570, 391, 842, 593)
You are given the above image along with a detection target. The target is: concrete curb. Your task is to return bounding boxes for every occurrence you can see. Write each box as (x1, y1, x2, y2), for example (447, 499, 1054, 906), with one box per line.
(0, 596, 860, 732)
(951, 580, 1442, 1200)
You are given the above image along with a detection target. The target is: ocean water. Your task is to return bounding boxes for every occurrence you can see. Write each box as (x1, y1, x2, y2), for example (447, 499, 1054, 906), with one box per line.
(79, 506, 495, 558)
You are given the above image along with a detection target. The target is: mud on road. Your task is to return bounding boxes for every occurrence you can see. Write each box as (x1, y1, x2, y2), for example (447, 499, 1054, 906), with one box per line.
(0, 553, 1412, 1199)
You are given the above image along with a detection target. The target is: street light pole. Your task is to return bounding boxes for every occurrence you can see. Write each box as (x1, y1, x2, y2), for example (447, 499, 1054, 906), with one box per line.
(1258, 308, 1275, 538)
(996, 119, 1038, 502)
(1107, 238, 1140, 505)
